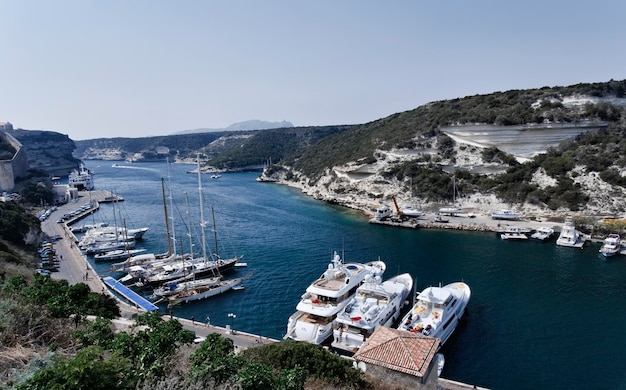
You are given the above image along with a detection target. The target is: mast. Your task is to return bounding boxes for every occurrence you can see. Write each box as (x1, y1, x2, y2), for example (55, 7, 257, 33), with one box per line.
(211, 207, 219, 259)
(197, 155, 209, 262)
(166, 158, 177, 256)
(161, 178, 172, 257)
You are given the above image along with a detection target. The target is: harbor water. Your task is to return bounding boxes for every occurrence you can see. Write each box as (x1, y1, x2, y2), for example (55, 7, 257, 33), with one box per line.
(80, 160, 626, 389)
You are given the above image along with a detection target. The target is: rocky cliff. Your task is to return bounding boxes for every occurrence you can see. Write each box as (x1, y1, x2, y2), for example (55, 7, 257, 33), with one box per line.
(9, 129, 80, 177)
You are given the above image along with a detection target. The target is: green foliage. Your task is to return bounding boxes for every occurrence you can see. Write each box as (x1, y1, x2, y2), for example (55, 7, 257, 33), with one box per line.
(72, 316, 116, 349)
(240, 340, 366, 387)
(190, 333, 243, 385)
(16, 346, 135, 390)
(110, 312, 195, 381)
(18, 182, 54, 205)
(0, 201, 41, 247)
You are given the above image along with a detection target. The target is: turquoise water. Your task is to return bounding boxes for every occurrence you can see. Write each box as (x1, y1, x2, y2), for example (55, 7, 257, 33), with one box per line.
(82, 161, 626, 389)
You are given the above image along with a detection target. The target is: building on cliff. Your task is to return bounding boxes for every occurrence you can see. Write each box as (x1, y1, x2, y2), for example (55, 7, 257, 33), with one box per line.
(0, 130, 29, 192)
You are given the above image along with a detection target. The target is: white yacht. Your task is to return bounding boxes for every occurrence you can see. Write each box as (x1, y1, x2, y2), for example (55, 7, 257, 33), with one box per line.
(599, 234, 621, 257)
(530, 227, 555, 241)
(401, 205, 424, 218)
(331, 272, 413, 355)
(373, 205, 392, 220)
(491, 209, 520, 220)
(397, 282, 471, 348)
(284, 252, 386, 345)
(556, 219, 586, 248)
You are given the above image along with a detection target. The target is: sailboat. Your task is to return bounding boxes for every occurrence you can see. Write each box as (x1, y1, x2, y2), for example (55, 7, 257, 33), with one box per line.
(400, 177, 424, 218)
(165, 156, 244, 304)
(438, 174, 462, 215)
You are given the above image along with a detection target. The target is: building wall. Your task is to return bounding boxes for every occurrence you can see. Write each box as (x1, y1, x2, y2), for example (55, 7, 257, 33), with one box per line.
(0, 131, 30, 191)
(363, 362, 439, 390)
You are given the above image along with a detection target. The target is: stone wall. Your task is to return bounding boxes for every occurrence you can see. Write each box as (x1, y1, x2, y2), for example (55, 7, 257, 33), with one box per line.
(0, 131, 29, 191)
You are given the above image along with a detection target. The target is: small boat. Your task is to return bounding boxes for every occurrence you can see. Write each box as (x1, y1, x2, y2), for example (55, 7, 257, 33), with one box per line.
(599, 233, 621, 257)
(556, 219, 586, 248)
(83, 239, 136, 255)
(438, 206, 462, 215)
(491, 210, 520, 220)
(94, 248, 147, 262)
(373, 205, 392, 220)
(401, 205, 424, 218)
(530, 227, 555, 241)
(500, 232, 528, 240)
(398, 282, 471, 348)
(284, 251, 387, 345)
(153, 275, 222, 297)
(211, 174, 222, 179)
(331, 272, 413, 355)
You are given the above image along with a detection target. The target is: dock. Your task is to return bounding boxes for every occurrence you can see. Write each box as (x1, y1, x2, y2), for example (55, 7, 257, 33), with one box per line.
(103, 276, 158, 312)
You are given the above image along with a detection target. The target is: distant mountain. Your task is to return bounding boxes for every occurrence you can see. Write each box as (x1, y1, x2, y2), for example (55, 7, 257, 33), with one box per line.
(172, 120, 294, 135)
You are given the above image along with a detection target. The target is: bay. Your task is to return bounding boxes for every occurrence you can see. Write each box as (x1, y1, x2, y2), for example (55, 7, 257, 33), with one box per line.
(82, 160, 626, 389)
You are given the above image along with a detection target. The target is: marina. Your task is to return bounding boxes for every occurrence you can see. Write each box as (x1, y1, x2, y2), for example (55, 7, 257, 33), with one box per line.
(41, 160, 626, 389)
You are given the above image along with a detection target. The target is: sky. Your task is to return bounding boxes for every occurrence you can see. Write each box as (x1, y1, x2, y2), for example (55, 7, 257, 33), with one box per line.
(1, 1, 625, 141)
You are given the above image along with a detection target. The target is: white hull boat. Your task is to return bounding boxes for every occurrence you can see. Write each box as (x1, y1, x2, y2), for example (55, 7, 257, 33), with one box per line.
(491, 209, 520, 220)
(531, 227, 555, 241)
(94, 248, 146, 262)
(373, 205, 392, 220)
(401, 205, 424, 218)
(331, 273, 413, 355)
(168, 276, 243, 305)
(599, 234, 621, 257)
(398, 282, 471, 348)
(284, 252, 387, 345)
(556, 220, 586, 248)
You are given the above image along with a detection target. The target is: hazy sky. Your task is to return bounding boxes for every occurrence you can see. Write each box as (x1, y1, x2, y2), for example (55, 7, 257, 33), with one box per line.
(1, 1, 624, 140)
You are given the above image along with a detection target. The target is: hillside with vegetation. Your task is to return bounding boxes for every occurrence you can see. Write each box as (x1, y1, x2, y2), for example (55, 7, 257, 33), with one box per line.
(259, 79, 626, 217)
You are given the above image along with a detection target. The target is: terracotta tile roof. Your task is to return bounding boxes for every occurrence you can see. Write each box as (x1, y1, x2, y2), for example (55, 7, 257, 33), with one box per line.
(353, 327, 440, 378)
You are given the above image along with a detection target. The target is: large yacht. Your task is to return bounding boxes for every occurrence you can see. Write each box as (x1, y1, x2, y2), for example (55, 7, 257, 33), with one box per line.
(331, 272, 413, 355)
(556, 219, 586, 248)
(397, 282, 471, 348)
(68, 163, 94, 190)
(284, 252, 386, 345)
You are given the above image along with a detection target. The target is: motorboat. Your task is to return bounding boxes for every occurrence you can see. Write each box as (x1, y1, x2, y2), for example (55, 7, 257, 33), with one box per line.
(284, 252, 387, 345)
(438, 206, 462, 215)
(401, 205, 424, 218)
(397, 282, 471, 348)
(331, 272, 413, 355)
(93, 248, 147, 262)
(83, 239, 136, 255)
(500, 228, 528, 240)
(373, 205, 392, 220)
(491, 210, 520, 220)
(530, 227, 555, 241)
(556, 219, 586, 248)
(599, 233, 621, 257)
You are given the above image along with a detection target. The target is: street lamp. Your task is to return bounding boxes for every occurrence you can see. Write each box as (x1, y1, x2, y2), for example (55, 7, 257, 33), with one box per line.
(227, 313, 236, 334)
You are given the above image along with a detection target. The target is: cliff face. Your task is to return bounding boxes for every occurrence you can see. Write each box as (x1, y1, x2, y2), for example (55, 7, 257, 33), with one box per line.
(9, 129, 80, 176)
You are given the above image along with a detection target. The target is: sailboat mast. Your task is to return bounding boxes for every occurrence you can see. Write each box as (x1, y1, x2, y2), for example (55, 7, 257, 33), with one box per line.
(166, 158, 177, 256)
(211, 207, 219, 259)
(197, 156, 208, 262)
(161, 178, 172, 257)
